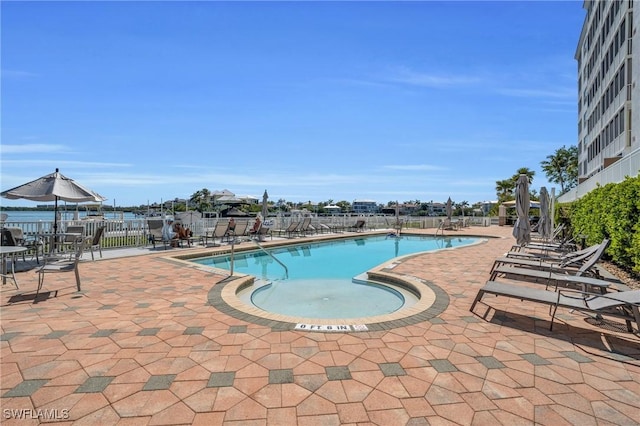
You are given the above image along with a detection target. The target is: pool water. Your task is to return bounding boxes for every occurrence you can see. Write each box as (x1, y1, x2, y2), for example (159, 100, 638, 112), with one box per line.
(192, 234, 479, 319)
(250, 278, 407, 319)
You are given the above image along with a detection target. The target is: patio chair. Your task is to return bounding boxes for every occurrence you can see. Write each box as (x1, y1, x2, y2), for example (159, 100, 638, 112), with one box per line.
(2, 227, 42, 264)
(147, 219, 170, 249)
(58, 225, 86, 255)
(35, 238, 89, 297)
(87, 226, 105, 260)
(470, 280, 640, 332)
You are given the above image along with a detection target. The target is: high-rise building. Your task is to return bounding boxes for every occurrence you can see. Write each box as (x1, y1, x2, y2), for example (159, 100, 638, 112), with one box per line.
(560, 0, 639, 202)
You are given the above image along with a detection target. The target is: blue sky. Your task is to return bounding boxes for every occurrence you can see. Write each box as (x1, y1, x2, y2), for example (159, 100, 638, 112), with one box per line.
(1, 1, 584, 208)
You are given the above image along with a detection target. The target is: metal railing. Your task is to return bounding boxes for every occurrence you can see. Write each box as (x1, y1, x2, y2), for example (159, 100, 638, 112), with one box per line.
(251, 240, 288, 279)
(557, 147, 640, 203)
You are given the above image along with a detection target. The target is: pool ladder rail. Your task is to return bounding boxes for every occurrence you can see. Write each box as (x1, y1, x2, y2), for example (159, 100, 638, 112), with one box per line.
(227, 238, 289, 279)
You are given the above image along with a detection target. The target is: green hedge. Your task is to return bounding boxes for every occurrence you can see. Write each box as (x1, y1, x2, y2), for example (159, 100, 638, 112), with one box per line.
(564, 175, 640, 274)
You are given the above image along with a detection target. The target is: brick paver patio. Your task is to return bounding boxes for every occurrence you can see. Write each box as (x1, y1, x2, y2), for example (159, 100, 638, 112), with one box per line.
(1, 226, 639, 425)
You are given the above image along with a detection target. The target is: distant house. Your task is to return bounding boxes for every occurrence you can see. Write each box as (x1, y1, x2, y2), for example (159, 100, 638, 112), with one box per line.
(324, 205, 341, 214)
(430, 202, 446, 216)
(400, 203, 420, 215)
(352, 199, 378, 214)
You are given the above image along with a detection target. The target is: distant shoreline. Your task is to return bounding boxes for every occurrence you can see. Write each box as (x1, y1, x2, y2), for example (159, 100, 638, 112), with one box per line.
(0, 206, 135, 212)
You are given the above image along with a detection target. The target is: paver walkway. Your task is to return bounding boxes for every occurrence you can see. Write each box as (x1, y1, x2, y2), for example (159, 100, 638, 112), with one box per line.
(1, 226, 639, 425)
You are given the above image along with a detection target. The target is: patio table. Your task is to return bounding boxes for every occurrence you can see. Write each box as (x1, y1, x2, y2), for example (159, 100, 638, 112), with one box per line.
(1, 246, 28, 288)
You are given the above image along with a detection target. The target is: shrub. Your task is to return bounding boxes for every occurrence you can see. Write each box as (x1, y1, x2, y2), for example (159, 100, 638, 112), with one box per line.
(564, 176, 640, 274)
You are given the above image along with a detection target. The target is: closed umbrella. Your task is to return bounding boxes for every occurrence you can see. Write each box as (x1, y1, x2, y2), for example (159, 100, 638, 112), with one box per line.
(261, 190, 269, 218)
(446, 197, 453, 220)
(1, 168, 106, 234)
(512, 174, 531, 246)
(538, 186, 552, 241)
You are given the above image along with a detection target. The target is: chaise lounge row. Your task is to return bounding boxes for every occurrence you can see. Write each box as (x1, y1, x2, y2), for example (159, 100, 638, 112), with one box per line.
(470, 237, 640, 333)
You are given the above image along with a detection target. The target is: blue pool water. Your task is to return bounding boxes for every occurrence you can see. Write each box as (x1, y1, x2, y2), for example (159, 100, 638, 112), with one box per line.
(192, 235, 480, 319)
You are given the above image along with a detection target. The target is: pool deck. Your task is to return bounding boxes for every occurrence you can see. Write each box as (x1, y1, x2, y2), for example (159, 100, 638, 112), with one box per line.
(1, 226, 639, 425)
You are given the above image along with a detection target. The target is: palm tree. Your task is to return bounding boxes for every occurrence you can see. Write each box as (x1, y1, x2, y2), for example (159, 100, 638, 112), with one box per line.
(189, 188, 211, 212)
(457, 200, 469, 217)
(511, 167, 535, 184)
(495, 179, 514, 202)
(541, 145, 578, 194)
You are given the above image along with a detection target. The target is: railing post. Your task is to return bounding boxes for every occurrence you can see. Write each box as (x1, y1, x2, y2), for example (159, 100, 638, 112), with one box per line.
(229, 238, 235, 277)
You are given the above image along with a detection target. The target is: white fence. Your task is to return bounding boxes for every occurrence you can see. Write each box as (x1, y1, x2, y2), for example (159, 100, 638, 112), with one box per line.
(2, 214, 494, 250)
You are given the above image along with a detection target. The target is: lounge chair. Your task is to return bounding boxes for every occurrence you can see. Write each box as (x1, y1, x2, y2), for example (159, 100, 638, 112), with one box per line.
(250, 223, 272, 241)
(35, 238, 89, 297)
(513, 236, 577, 254)
(522, 224, 577, 252)
(530, 223, 565, 243)
(502, 241, 598, 262)
(277, 221, 300, 238)
(298, 218, 313, 236)
(490, 239, 610, 277)
(231, 221, 248, 239)
(490, 265, 613, 293)
(439, 218, 459, 231)
(204, 222, 229, 247)
(347, 219, 366, 232)
(470, 280, 640, 332)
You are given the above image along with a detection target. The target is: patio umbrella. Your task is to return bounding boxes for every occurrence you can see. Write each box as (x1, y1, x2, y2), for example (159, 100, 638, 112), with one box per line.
(512, 174, 531, 246)
(1, 168, 106, 234)
(261, 190, 269, 218)
(446, 197, 453, 220)
(537, 187, 552, 240)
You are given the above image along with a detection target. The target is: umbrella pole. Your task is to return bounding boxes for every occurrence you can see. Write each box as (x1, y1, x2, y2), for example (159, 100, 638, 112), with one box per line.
(54, 196, 59, 234)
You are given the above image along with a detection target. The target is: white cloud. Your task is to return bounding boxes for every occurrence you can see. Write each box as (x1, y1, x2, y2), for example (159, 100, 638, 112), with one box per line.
(0, 144, 68, 154)
(382, 164, 446, 171)
(1, 159, 132, 168)
(497, 87, 575, 99)
(1, 69, 38, 79)
(385, 66, 481, 88)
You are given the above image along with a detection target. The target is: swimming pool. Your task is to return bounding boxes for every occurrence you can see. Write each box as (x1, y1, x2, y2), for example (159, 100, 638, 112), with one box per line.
(193, 234, 480, 319)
